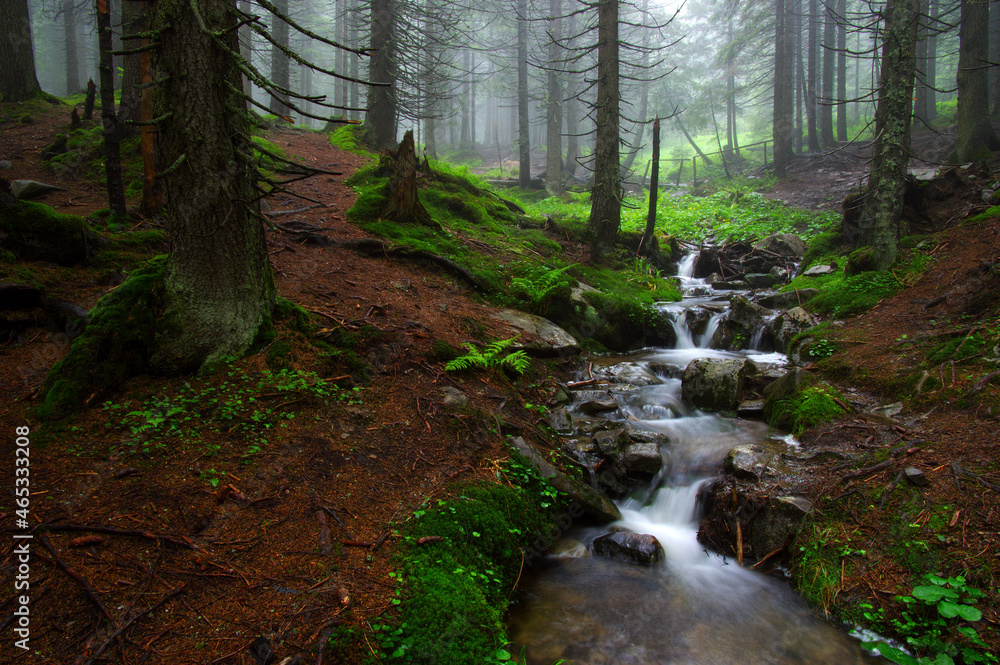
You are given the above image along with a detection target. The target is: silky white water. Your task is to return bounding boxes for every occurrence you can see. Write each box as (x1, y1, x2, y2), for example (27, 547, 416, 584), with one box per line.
(508, 254, 878, 664)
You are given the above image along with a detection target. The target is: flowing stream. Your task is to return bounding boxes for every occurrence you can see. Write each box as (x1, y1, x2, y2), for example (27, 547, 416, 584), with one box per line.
(507, 255, 879, 665)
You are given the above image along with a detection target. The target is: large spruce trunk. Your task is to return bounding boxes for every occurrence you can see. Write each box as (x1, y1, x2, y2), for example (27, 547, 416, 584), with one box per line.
(857, 0, 919, 270)
(0, 0, 42, 102)
(588, 0, 621, 259)
(952, 0, 1000, 162)
(149, 0, 275, 373)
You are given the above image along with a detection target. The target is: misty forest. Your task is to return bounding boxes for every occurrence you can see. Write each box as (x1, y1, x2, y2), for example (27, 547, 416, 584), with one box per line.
(2, 0, 1000, 663)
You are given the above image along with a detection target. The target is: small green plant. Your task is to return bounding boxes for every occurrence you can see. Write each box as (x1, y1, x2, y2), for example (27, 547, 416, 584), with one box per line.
(510, 263, 577, 308)
(444, 337, 530, 376)
(865, 574, 996, 665)
(806, 338, 837, 360)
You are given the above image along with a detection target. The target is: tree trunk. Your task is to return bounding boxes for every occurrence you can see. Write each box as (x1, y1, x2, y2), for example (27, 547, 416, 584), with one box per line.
(546, 0, 563, 196)
(772, 0, 794, 176)
(858, 0, 919, 270)
(97, 0, 127, 218)
(914, 0, 929, 124)
(836, 0, 847, 140)
(269, 0, 291, 117)
(365, 0, 397, 149)
(460, 49, 471, 146)
(793, 0, 803, 153)
(239, 0, 252, 104)
(589, 0, 621, 259)
(676, 116, 714, 165)
(640, 118, 660, 255)
(992, 0, 1000, 116)
(952, 0, 1000, 161)
(119, 0, 143, 132)
(517, 0, 531, 189)
(563, 9, 580, 176)
(925, 0, 937, 123)
(149, 0, 275, 373)
(381, 130, 439, 228)
(64, 0, 81, 96)
(805, 0, 820, 152)
(820, 1, 836, 145)
(0, 0, 42, 102)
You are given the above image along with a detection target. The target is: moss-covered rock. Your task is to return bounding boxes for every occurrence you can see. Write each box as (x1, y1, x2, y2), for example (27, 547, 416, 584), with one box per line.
(764, 369, 846, 435)
(36, 256, 170, 420)
(0, 195, 102, 265)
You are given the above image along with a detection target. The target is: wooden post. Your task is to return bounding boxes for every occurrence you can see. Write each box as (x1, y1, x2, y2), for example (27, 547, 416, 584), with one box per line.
(692, 155, 697, 187)
(676, 158, 683, 186)
(763, 140, 768, 165)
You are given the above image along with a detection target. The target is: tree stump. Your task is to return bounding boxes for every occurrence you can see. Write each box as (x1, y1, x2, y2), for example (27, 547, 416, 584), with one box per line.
(381, 130, 439, 229)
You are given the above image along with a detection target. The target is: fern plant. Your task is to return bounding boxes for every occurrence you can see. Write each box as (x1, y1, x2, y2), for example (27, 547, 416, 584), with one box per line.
(511, 263, 577, 307)
(444, 337, 530, 375)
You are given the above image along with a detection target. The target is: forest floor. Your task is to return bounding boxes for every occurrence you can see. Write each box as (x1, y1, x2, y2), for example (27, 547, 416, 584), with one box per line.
(1, 101, 999, 664)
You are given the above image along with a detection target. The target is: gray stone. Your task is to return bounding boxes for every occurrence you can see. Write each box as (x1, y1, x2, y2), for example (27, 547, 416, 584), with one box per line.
(627, 429, 671, 446)
(770, 307, 816, 354)
(546, 407, 574, 434)
(904, 467, 930, 487)
(711, 295, 771, 351)
(440, 386, 468, 408)
(592, 532, 664, 565)
(492, 309, 581, 356)
(747, 496, 814, 558)
(746, 273, 779, 289)
(0, 160, 12, 170)
(737, 399, 765, 419)
(593, 427, 630, 458)
(621, 442, 662, 476)
(711, 280, 751, 291)
(756, 289, 820, 310)
(681, 358, 759, 411)
(802, 264, 836, 277)
(10, 179, 69, 200)
(579, 399, 619, 415)
(507, 436, 621, 523)
(595, 362, 663, 387)
(724, 444, 778, 480)
(754, 233, 808, 258)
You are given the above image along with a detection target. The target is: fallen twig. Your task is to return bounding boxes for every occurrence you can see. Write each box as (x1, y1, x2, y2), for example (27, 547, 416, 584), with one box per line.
(45, 523, 203, 551)
(81, 586, 186, 665)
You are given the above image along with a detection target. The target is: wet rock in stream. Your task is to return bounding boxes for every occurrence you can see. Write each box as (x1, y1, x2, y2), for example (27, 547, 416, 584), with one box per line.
(681, 357, 759, 411)
(592, 531, 664, 565)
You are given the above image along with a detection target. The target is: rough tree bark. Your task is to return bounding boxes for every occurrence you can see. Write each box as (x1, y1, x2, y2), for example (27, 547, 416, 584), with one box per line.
(381, 130, 439, 228)
(269, 0, 292, 117)
(836, 0, 847, 140)
(149, 0, 275, 372)
(517, 0, 531, 189)
(820, 1, 836, 145)
(63, 0, 81, 96)
(952, 0, 1000, 162)
(805, 0, 820, 152)
(546, 0, 564, 196)
(97, 0, 127, 218)
(857, 0, 919, 270)
(772, 0, 793, 176)
(119, 0, 144, 131)
(0, 0, 42, 102)
(589, 0, 621, 259)
(364, 0, 397, 148)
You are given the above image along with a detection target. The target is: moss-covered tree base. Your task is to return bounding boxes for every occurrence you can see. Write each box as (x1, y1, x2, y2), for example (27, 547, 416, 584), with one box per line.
(0, 187, 102, 265)
(36, 256, 171, 420)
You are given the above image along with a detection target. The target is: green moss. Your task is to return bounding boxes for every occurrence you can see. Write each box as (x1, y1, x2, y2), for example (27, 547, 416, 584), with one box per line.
(390, 467, 560, 664)
(429, 340, 463, 363)
(770, 384, 847, 435)
(328, 124, 374, 157)
(0, 199, 97, 265)
(37, 255, 170, 420)
(272, 295, 313, 334)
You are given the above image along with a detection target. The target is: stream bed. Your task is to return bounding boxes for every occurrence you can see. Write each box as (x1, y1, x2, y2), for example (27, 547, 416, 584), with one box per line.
(507, 257, 880, 664)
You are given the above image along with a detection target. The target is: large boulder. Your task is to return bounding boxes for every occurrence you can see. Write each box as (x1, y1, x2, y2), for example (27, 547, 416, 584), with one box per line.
(711, 295, 771, 351)
(747, 496, 813, 558)
(769, 307, 816, 354)
(762, 367, 818, 423)
(724, 444, 780, 480)
(593, 362, 663, 387)
(682, 358, 759, 411)
(756, 289, 820, 310)
(492, 309, 580, 356)
(592, 532, 664, 565)
(507, 436, 621, 523)
(753, 233, 808, 258)
(621, 442, 662, 477)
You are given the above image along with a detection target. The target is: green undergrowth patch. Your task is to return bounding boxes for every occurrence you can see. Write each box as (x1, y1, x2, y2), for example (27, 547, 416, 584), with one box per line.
(328, 124, 375, 157)
(0, 199, 98, 266)
(770, 384, 846, 435)
(618, 189, 839, 244)
(791, 520, 868, 612)
(359, 457, 564, 664)
(98, 365, 359, 464)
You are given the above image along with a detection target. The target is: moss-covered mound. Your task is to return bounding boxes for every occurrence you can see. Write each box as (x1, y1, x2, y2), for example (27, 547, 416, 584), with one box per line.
(37, 255, 170, 420)
(0, 197, 100, 265)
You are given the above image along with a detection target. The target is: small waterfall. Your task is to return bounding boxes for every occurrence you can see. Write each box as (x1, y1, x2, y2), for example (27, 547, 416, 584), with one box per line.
(698, 311, 725, 349)
(669, 311, 696, 349)
(677, 251, 697, 279)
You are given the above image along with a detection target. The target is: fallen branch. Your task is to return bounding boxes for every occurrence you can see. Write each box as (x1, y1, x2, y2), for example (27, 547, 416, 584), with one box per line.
(81, 586, 186, 665)
(39, 535, 118, 633)
(44, 523, 203, 551)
